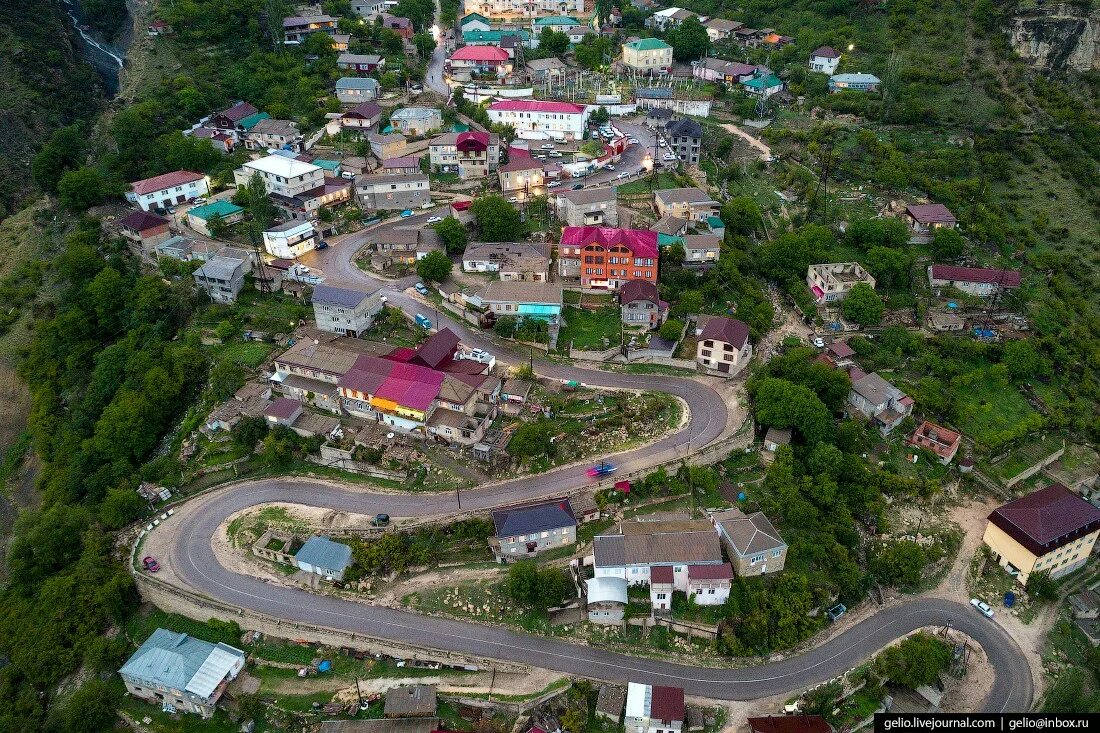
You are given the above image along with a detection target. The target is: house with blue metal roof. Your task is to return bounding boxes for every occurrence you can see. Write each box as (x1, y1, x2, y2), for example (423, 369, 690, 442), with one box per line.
(491, 498, 577, 561)
(295, 535, 353, 580)
(828, 72, 881, 93)
(119, 629, 246, 718)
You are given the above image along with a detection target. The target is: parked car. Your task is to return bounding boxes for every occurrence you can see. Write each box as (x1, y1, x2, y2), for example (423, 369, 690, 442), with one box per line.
(316, 240, 329, 250)
(142, 556, 160, 573)
(617, 171, 629, 179)
(508, 196, 519, 203)
(548, 151, 563, 158)
(372, 513, 391, 526)
(813, 336, 825, 348)
(970, 598, 995, 618)
(426, 216, 443, 224)
(548, 181, 562, 188)
(606, 164, 616, 171)
(628, 137, 639, 144)
(414, 282, 430, 295)
(571, 183, 584, 190)
(400, 209, 414, 217)
(414, 313, 432, 328)
(540, 143, 555, 150)
(192, 197, 207, 205)
(662, 153, 677, 162)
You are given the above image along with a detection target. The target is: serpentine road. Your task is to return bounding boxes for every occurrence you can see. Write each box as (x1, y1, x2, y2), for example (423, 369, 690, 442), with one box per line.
(156, 226, 1033, 712)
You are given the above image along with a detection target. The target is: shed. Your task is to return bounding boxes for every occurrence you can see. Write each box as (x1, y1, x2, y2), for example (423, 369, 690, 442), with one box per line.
(294, 536, 353, 581)
(383, 685, 437, 717)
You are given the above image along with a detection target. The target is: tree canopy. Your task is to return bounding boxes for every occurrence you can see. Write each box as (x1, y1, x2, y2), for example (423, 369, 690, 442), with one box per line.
(842, 283, 884, 325)
(471, 195, 524, 242)
(416, 250, 452, 283)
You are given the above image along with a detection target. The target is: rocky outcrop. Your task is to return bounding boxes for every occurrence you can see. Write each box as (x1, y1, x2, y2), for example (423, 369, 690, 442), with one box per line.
(1008, 3, 1100, 71)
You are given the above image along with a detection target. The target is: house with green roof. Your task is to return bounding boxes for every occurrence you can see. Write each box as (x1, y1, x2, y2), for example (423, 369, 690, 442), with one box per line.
(460, 12, 491, 32)
(533, 15, 580, 32)
(463, 29, 531, 47)
(622, 37, 673, 73)
(237, 111, 271, 131)
(186, 200, 244, 237)
(311, 158, 342, 172)
(119, 629, 246, 718)
(741, 73, 783, 98)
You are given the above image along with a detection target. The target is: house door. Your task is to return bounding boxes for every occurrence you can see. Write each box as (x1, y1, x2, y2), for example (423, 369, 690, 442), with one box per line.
(526, 541, 537, 553)
(176, 195, 186, 204)
(718, 361, 730, 373)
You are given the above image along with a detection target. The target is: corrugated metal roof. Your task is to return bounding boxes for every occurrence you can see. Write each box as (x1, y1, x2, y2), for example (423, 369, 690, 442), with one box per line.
(120, 629, 244, 698)
(294, 536, 352, 572)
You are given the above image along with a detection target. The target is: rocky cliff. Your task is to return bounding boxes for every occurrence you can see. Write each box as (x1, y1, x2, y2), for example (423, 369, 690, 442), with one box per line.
(1008, 3, 1100, 71)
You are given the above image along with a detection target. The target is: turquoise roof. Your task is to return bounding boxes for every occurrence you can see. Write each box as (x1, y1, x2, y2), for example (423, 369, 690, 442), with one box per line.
(313, 159, 341, 171)
(188, 200, 243, 220)
(238, 111, 270, 130)
(743, 74, 782, 90)
(120, 629, 245, 693)
(461, 12, 490, 24)
(658, 233, 683, 248)
(295, 535, 352, 572)
(463, 29, 530, 43)
(625, 37, 671, 51)
(535, 15, 580, 25)
(707, 215, 725, 229)
(452, 122, 471, 132)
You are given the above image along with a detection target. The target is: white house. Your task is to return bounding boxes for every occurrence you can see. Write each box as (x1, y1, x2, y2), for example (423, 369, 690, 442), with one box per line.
(487, 99, 589, 141)
(311, 283, 384, 337)
(808, 46, 841, 75)
(263, 220, 317, 259)
(592, 519, 724, 592)
(293, 535, 353, 581)
(234, 155, 324, 198)
(127, 170, 209, 212)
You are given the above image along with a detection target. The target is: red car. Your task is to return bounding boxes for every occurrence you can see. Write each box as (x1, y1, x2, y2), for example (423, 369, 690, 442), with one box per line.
(142, 556, 160, 573)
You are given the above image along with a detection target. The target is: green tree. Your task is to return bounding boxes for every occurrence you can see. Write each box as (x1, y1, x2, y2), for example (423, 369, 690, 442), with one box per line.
(752, 377, 833, 444)
(99, 487, 146, 529)
(48, 678, 118, 733)
(589, 106, 610, 126)
(413, 32, 435, 59)
(471, 195, 524, 241)
(574, 35, 613, 70)
(235, 416, 270, 452)
(58, 167, 106, 211)
(658, 318, 684, 342)
(416, 250, 452, 283)
(538, 28, 570, 55)
(864, 246, 912, 289)
(209, 359, 246, 401)
(667, 16, 710, 61)
(507, 420, 556, 461)
(593, 0, 612, 26)
(841, 283, 884, 325)
(847, 217, 909, 250)
(434, 216, 468, 254)
(871, 540, 925, 589)
(875, 633, 952, 689)
(931, 227, 966, 260)
(32, 124, 87, 193)
(1025, 569, 1058, 601)
(721, 196, 762, 236)
(1001, 340, 1041, 379)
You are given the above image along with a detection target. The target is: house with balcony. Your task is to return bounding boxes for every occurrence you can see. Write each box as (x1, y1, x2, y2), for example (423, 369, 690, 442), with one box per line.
(665, 118, 702, 166)
(622, 38, 673, 74)
(806, 262, 876, 304)
(490, 498, 577, 561)
(356, 173, 431, 211)
(808, 46, 841, 75)
(554, 187, 618, 227)
(283, 14, 338, 42)
(848, 371, 913, 436)
(429, 131, 501, 179)
(244, 118, 303, 151)
(193, 255, 246, 304)
(498, 157, 546, 197)
(448, 45, 511, 76)
(558, 226, 659, 290)
(619, 279, 666, 330)
(234, 155, 323, 198)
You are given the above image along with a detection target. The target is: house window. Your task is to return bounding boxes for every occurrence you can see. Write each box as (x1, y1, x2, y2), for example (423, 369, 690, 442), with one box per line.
(751, 554, 764, 564)
(772, 549, 782, 558)
(656, 593, 667, 600)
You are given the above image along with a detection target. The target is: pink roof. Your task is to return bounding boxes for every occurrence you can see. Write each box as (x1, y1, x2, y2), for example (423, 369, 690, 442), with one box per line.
(559, 226, 658, 258)
(812, 46, 840, 58)
(338, 354, 444, 411)
(383, 156, 421, 169)
(500, 157, 544, 172)
(130, 170, 204, 195)
(489, 99, 586, 115)
(930, 264, 1021, 287)
(450, 45, 509, 62)
(264, 397, 302, 420)
(385, 346, 417, 362)
(457, 131, 490, 151)
(651, 565, 674, 583)
(906, 203, 956, 224)
(451, 200, 472, 211)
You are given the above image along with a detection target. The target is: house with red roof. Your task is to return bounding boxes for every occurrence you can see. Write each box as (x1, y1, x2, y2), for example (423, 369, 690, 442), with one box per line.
(907, 420, 962, 465)
(696, 317, 752, 375)
(559, 226, 659, 290)
(619, 279, 667, 330)
(117, 210, 172, 250)
(210, 101, 258, 131)
(626, 682, 684, 733)
(686, 563, 734, 604)
(447, 45, 511, 76)
(429, 131, 501, 180)
(126, 171, 209, 212)
(904, 203, 957, 241)
(983, 483, 1100, 584)
(486, 99, 589, 141)
(927, 264, 1021, 298)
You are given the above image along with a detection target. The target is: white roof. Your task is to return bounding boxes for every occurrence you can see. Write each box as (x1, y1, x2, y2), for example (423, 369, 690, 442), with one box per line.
(586, 576, 628, 605)
(654, 7, 681, 16)
(185, 643, 243, 698)
(626, 682, 650, 719)
(245, 154, 320, 178)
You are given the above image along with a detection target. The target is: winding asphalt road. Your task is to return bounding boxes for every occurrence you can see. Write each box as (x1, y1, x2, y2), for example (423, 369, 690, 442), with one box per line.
(152, 146, 1034, 713)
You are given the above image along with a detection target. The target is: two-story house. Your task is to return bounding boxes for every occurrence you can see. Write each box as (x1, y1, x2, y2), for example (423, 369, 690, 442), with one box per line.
(282, 13, 338, 42)
(120, 629, 246, 718)
(234, 155, 324, 198)
(847, 371, 913, 436)
(312, 283, 384, 337)
(593, 519, 724, 590)
(554, 187, 618, 227)
(490, 498, 577, 561)
(243, 118, 303, 152)
(619, 279, 666, 330)
(262, 220, 317, 259)
(711, 508, 787, 576)
(680, 234, 720, 268)
(356, 172, 431, 210)
(696, 317, 752, 375)
(118, 210, 172, 251)
(808, 46, 841, 74)
(498, 157, 546, 197)
(336, 77, 381, 105)
(340, 101, 384, 132)
(653, 187, 719, 222)
(487, 99, 588, 141)
(127, 170, 209, 212)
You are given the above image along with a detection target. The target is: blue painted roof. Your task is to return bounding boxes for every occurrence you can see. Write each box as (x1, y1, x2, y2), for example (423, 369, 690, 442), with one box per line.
(119, 629, 245, 695)
(295, 536, 352, 572)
